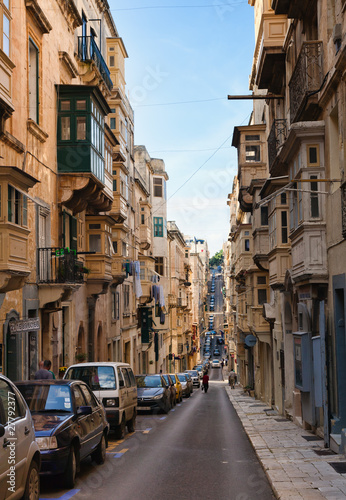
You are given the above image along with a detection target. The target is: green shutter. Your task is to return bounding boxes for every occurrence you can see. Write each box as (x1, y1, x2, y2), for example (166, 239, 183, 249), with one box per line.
(70, 215, 78, 251)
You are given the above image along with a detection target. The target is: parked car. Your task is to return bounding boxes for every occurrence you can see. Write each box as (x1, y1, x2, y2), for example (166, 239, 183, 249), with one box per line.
(193, 365, 204, 378)
(176, 374, 191, 398)
(169, 373, 183, 403)
(136, 375, 171, 413)
(0, 375, 41, 500)
(211, 359, 221, 368)
(15, 379, 109, 489)
(184, 370, 200, 387)
(210, 305, 214, 311)
(178, 373, 193, 396)
(213, 349, 221, 356)
(64, 361, 137, 439)
(162, 374, 177, 407)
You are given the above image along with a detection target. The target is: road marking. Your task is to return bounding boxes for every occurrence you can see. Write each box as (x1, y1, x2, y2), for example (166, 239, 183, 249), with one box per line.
(159, 416, 166, 420)
(113, 452, 125, 458)
(40, 490, 80, 500)
(119, 448, 128, 453)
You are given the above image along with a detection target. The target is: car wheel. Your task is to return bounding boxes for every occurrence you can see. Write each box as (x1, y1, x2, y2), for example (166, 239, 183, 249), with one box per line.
(114, 415, 126, 440)
(127, 411, 136, 433)
(23, 460, 40, 500)
(65, 445, 77, 489)
(92, 433, 106, 465)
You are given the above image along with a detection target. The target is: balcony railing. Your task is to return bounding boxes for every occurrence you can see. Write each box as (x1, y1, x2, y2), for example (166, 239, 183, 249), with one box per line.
(77, 36, 113, 92)
(289, 41, 323, 123)
(268, 119, 287, 170)
(38, 248, 84, 284)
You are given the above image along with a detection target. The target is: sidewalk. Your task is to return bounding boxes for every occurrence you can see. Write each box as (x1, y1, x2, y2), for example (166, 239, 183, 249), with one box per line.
(223, 377, 346, 499)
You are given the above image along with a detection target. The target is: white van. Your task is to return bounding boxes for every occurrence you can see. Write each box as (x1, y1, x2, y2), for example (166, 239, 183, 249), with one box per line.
(64, 362, 137, 439)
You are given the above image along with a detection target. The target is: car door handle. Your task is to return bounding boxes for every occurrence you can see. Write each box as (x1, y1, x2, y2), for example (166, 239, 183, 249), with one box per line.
(24, 427, 30, 435)
(3, 438, 10, 448)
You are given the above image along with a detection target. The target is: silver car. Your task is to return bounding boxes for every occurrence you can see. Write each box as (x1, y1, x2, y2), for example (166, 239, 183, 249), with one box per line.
(0, 374, 41, 499)
(184, 370, 200, 388)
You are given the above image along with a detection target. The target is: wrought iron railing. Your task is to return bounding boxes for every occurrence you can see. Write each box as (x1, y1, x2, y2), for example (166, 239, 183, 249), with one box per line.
(77, 36, 113, 91)
(38, 248, 84, 284)
(267, 119, 288, 170)
(289, 41, 323, 123)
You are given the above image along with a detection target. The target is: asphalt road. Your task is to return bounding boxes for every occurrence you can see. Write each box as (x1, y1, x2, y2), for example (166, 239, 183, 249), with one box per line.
(40, 370, 274, 500)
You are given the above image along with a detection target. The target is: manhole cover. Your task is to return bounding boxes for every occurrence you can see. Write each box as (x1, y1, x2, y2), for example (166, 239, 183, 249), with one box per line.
(314, 449, 336, 456)
(302, 435, 323, 441)
(329, 462, 346, 474)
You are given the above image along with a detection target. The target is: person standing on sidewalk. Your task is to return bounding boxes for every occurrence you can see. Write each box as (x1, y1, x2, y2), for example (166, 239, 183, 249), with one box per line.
(228, 369, 236, 389)
(202, 373, 209, 393)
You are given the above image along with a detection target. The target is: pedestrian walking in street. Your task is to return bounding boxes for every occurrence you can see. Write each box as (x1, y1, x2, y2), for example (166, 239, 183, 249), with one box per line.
(202, 373, 209, 393)
(34, 359, 53, 380)
(228, 369, 236, 389)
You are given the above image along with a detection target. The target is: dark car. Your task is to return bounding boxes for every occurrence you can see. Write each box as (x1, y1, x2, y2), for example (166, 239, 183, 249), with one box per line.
(15, 380, 109, 489)
(213, 349, 221, 356)
(162, 374, 177, 408)
(184, 370, 200, 388)
(136, 375, 171, 413)
(177, 373, 193, 397)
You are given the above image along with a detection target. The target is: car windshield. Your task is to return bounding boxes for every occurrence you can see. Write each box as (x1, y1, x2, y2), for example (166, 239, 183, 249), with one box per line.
(187, 371, 198, 377)
(17, 384, 72, 413)
(162, 375, 171, 385)
(212, 360, 219, 363)
(136, 376, 163, 388)
(169, 375, 177, 383)
(177, 374, 187, 382)
(65, 366, 116, 391)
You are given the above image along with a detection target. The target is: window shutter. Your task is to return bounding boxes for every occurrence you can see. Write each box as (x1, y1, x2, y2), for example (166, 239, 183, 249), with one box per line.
(70, 215, 78, 251)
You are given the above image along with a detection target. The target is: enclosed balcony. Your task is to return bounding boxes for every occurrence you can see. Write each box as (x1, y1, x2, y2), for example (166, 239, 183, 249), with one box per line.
(255, 14, 288, 94)
(248, 306, 271, 344)
(57, 85, 113, 214)
(85, 215, 115, 295)
(289, 41, 323, 123)
(268, 119, 288, 172)
(177, 297, 187, 309)
(77, 36, 113, 92)
(139, 261, 157, 305)
(272, 0, 310, 18)
(168, 293, 177, 308)
(111, 256, 126, 284)
(111, 194, 127, 223)
(0, 167, 38, 292)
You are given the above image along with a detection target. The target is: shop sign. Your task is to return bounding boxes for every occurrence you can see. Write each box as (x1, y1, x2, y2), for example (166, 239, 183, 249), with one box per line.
(245, 334, 257, 347)
(9, 318, 40, 334)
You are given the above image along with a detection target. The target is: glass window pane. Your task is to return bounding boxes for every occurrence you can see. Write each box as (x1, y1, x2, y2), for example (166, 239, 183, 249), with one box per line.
(3, 0, 9, 9)
(61, 100, 70, 111)
(245, 145, 260, 162)
(76, 116, 86, 140)
(89, 234, 101, 253)
(76, 100, 86, 110)
(3, 14, 9, 56)
(61, 117, 70, 140)
(110, 117, 116, 129)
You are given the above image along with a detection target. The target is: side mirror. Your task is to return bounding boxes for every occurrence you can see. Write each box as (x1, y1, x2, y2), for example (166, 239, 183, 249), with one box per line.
(0, 424, 5, 438)
(119, 380, 125, 388)
(77, 406, 92, 416)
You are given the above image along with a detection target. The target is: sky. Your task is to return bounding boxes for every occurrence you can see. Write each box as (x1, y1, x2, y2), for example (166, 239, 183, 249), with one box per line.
(108, 1, 255, 256)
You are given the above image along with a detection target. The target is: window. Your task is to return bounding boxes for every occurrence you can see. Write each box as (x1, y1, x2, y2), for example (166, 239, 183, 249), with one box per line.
(8, 185, 28, 227)
(245, 145, 260, 162)
(261, 206, 268, 226)
(61, 117, 71, 140)
(154, 217, 163, 237)
(244, 239, 250, 252)
(113, 178, 117, 191)
(258, 289, 267, 305)
(307, 145, 319, 166)
(141, 213, 145, 224)
(310, 176, 319, 218)
(76, 100, 86, 111)
(29, 38, 39, 123)
(281, 193, 287, 205)
(155, 257, 164, 276)
(124, 285, 130, 312)
(281, 211, 288, 243)
(3, 12, 9, 56)
(153, 178, 163, 197)
(245, 135, 260, 141)
(257, 276, 266, 285)
(269, 212, 277, 250)
(110, 117, 116, 129)
(76, 116, 86, 140)
(109, 55, 114, 67)
(89, 234, 101, 253)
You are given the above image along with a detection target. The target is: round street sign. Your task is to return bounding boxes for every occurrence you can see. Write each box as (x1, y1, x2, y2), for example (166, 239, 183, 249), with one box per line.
(245, 334, 257, 347)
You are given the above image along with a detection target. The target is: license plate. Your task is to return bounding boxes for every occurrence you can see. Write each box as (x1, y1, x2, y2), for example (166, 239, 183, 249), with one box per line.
(139, 406, 151, 411)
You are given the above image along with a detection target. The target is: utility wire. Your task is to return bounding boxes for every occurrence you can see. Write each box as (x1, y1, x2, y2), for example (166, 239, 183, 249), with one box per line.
(134, 97, 226, 108)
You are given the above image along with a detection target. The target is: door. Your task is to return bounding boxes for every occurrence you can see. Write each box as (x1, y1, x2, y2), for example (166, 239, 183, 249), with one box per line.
(117, 368, 127, 421)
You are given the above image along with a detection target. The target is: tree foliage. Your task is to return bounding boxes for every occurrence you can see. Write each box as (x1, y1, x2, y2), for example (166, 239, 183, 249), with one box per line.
(209, 249, 223, 268)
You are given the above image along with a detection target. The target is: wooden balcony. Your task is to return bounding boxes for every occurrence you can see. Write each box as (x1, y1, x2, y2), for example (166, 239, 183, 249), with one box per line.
(111, 256, 126, 284)
(268, 248, 291, 287)
(248, 306, 271, 344)
(177, 297, 187, 309)
(139, 264, 156, 305)
(290, 223, 328, 283)
(252, 228, 269, 270)
(111, 194, 127, 223)
(168, 293, 177, 308)
(139, 224, 152, 250)
(267, 119, 288, 172)
(272, 0, 311, 18)
(0, 167, 38, 292)
(256, 14, 288, 94)
(289, 41, 323, 123)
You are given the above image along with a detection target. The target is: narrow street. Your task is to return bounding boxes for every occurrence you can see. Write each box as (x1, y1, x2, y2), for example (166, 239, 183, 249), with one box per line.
(40, 371, 274, 500)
